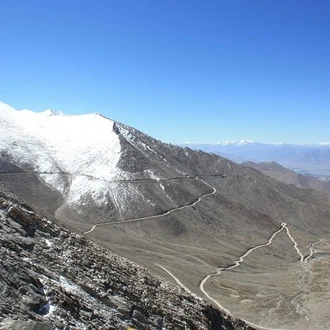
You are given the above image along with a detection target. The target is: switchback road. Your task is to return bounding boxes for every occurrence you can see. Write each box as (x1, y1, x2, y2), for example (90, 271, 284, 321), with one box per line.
(83, 178, 216, 234)
(79, 174, 310, 329)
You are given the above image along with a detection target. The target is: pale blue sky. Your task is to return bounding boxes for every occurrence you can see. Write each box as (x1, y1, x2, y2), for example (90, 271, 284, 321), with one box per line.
(1, 0, 330, 143)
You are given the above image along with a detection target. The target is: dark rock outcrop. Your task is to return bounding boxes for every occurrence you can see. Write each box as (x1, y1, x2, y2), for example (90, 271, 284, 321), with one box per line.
(0, 187, 254, 330)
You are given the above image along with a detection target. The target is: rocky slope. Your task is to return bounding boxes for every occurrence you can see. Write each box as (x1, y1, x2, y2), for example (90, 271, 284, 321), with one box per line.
(2, 103, 330, 329)
(242, 161, 330, 195)
(0, 186, 254, 330)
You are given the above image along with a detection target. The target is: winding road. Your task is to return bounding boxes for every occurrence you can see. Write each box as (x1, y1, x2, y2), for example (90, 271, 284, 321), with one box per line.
(198, 223, 287, 316)
(304, 239, 322, 263)
(197, 221, 311, 330)
(83, 178, 217, 234)
(2, 159, 326, 328)
(284, 226, 304, 263)
(157, 221, 309, 330)
(155, 263, 192, 294)
(0, 170, 224, 184)
(73, 173, 314, 329)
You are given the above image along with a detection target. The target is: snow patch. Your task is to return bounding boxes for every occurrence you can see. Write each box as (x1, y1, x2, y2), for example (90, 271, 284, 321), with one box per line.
(144, 169, 161, 181)
(44, 239, 52, 247)
(59, 276, 85, 294)
(0, 103, 126, 209)
(0, 102, 178, 215)
(159, 183, 172, 200)
(40, 173, 70, 195)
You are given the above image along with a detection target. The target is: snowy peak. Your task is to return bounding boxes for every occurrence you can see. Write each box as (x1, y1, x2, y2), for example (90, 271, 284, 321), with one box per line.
(0, 103, 125, 209)
(214, 140, 254, 146)
(0, 104, 122, 178)
(182, 140, 254, 146)
(42, 109, 65, 117)
(0, 101, 17, 115)
(0, 102, 171, 219)
(0, 102, 217, 223)
(0, 102, 63, 118)
(182, 140, 330, 147)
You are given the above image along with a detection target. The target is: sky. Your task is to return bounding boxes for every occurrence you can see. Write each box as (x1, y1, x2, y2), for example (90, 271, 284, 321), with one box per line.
(1, 0, 330, 144)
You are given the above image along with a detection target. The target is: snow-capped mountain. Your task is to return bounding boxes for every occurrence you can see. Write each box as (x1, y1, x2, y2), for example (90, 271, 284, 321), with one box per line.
(0, 102, 122, 204)
(0, 102, 220, 222)
(2, 101, 330, 329)
(0, 102, 184, 220)
(182, 140, 254, 146)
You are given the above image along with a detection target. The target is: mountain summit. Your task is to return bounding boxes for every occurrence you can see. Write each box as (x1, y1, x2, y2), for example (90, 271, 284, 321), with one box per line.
(1, 103, 330, 329)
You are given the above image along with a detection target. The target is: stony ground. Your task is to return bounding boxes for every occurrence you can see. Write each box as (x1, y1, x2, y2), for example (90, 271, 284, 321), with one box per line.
(0, 186, 254, 330)
(2, 119, 330, 329)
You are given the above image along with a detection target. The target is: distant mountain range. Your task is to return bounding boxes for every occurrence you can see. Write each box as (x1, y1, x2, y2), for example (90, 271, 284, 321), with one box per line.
(180, 141, 330, 179)
(242, 161, 330, 195)
(1, 102, 330, 329)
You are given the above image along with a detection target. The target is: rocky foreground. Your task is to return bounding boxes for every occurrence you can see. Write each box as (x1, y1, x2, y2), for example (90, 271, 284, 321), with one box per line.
(0, 186, 254, 330)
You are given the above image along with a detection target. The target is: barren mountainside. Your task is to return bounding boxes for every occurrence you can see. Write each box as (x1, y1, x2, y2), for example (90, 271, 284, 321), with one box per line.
(1, 103, 330, 329)
(0, 185, 254, 330)
(242, 161, 330, 195)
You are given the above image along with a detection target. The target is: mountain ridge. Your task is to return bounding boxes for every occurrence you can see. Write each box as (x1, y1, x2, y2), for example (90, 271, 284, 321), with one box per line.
(242, 160, 330, 195)
(1, 102, 330, 329)
(181, 140, 330, 146)
(180, 141, 330, 178)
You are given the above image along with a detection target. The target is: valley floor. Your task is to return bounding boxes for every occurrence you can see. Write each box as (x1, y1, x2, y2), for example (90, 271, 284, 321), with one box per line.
(81, 177, 330, 330)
